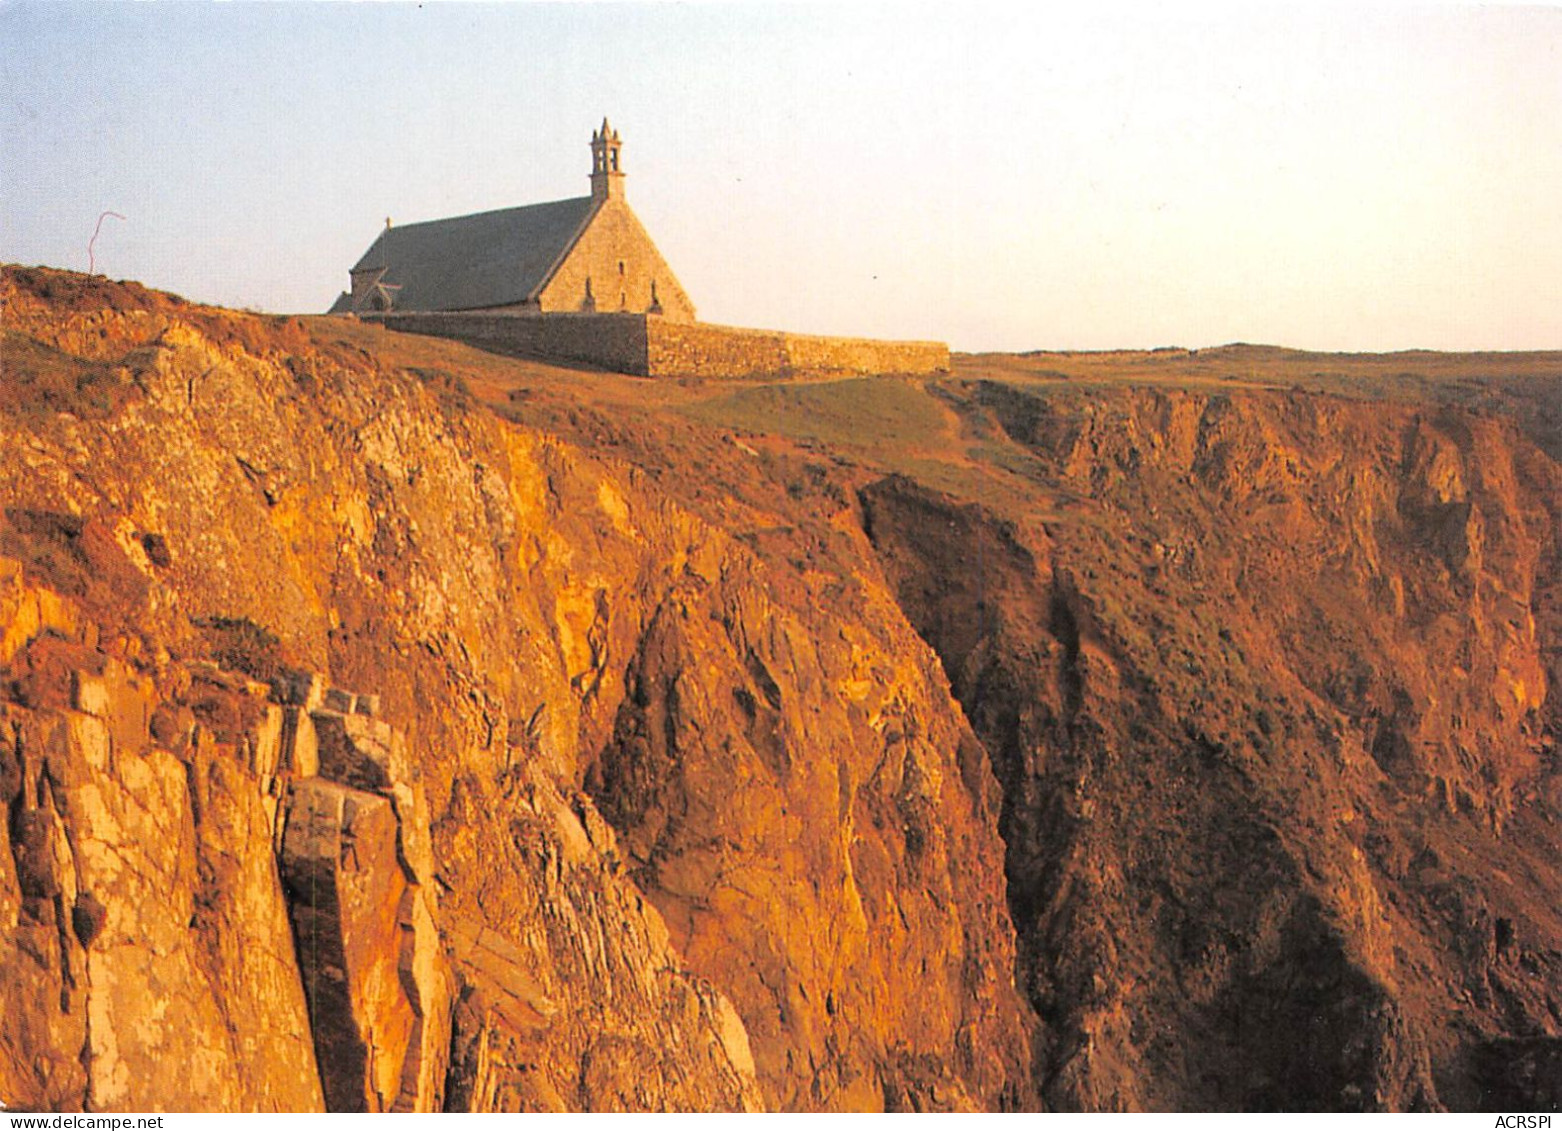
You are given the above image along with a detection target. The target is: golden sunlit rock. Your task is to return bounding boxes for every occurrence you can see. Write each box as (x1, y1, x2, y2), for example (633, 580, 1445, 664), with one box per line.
(0, 266, 1556, 1112)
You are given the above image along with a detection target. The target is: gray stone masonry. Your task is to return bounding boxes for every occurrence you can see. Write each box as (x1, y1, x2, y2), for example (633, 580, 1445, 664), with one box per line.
(372, 311, 949, 380)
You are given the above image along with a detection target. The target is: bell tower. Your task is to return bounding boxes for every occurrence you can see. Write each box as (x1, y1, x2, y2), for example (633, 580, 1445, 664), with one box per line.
(589, 118, 625, 203)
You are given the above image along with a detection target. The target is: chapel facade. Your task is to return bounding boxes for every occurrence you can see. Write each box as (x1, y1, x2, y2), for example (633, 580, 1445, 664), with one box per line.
(329, 120, 695, 321)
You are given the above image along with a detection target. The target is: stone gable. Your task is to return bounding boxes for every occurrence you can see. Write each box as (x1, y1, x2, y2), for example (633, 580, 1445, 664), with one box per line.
(538, 197, 695, 321)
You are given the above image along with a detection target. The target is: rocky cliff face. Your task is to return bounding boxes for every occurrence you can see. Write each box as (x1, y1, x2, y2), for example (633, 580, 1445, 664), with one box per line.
(0, 268, 1030, 1112)
(0, 267, 1556, 1111)
(858, 381, 1561, 1111)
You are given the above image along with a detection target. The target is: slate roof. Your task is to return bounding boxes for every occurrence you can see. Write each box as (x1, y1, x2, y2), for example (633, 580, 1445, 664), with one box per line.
(343, 196, 597, 312)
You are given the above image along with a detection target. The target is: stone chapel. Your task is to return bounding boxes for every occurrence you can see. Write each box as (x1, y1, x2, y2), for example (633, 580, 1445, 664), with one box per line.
(329, 119, 696, 320)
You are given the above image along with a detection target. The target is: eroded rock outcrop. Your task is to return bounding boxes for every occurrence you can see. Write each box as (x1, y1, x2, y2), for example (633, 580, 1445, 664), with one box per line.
(0, 574, 322, 1111)
(276, 683, 449, 1114)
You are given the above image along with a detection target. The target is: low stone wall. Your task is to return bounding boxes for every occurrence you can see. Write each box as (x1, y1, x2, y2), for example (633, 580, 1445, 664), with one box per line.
(372, 312, 948, 380)
(787, 329, 948, 376)
(648, 320, 949, 379)
(642, 319, 788, 378)
(376, 312, 651, 375)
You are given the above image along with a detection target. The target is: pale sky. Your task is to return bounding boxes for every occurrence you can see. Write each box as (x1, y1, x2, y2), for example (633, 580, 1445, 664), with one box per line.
(3, 2, 1559, 352)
